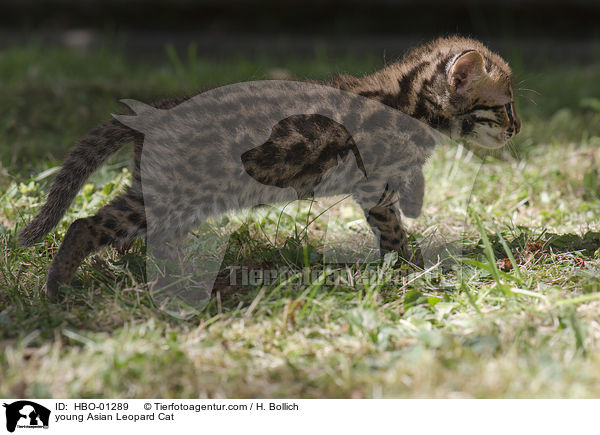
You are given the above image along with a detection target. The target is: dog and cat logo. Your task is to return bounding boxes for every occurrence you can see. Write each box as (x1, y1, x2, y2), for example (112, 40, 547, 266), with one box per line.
(2, 401, 50, 432)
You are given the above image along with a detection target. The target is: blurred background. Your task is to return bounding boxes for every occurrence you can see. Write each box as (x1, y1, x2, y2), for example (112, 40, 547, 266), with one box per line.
(2, 1, 600, 399)
(2, 0, 599, 61)
(1, 0, 599, 167)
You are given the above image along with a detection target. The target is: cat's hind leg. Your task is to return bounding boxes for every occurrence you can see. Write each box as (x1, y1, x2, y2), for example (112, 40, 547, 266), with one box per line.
(44, 189, 146, 298)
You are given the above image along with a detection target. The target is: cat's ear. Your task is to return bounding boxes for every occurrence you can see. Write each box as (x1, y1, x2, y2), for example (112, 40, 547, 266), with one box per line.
(119, 99, 159, 116)
(448, 51, 485, 95)
(112, 99, 160, 130)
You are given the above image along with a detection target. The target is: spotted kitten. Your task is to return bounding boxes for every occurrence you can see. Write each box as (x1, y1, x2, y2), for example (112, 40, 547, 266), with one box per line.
(19, 36, 520, 298)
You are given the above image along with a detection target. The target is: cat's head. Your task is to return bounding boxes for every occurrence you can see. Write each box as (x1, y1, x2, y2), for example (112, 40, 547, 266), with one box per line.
(443, 45, 521, 149)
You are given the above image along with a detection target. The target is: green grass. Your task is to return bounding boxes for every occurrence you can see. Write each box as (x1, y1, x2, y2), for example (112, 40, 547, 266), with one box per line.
(2, 43, 600, 398)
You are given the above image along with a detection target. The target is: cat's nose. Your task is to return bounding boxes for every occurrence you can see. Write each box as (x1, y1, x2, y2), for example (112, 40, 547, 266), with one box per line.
(514, 119, 521, 135)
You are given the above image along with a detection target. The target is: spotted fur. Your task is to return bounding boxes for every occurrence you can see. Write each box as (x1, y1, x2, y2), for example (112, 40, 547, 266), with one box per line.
(19, 36, 520, 298)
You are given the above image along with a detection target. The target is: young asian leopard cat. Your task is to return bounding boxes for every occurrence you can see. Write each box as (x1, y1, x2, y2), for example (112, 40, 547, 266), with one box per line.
(19, 36, 521, 298)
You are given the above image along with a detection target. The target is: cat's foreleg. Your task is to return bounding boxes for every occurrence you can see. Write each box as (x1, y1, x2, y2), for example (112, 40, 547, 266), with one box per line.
(353, 184, 410, 261)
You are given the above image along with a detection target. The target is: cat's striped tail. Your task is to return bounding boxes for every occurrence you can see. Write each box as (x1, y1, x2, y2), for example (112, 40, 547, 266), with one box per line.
(18, 118, 138, 247)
